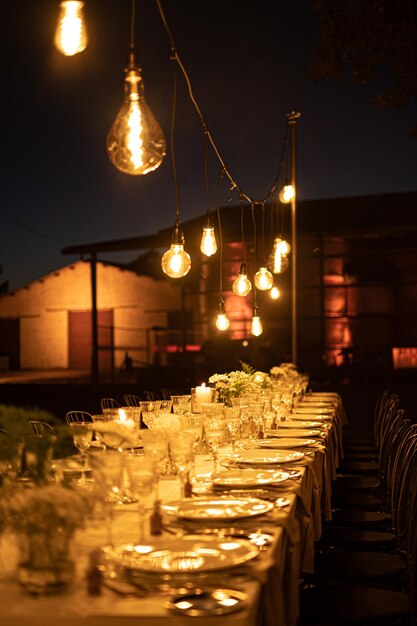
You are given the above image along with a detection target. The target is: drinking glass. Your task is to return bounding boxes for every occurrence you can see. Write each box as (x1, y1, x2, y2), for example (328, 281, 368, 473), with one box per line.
(126, 455, 156, 542)
(280, 390, 293, 419)
(140, 429, 169, 498)
(270, 392, 282, 425)
(223, 406, 241, 452)
(169, 433, 195, 498)
(68, 423, 93, 484)
(171, 395, 191, 416)
(203, 414, 226, 475)
(248, 399, 267, 439)
(139, 401, 161, 428)
(90, 450, 124, 546)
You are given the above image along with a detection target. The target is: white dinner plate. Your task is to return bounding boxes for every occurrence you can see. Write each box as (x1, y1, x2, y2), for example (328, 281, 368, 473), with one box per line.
(161, 496, 274, 521)
(273, 420, 325, 429)
(297, 402, 334, 409)
(292, 407, 334, 415)
(230, 449, 305, 465)
(288, 413, 333, 421)
(109, 536, 259, 573)
(212, 468, 290, 488)
(258, 438, 318, 449)
(265, 428, 322, 438)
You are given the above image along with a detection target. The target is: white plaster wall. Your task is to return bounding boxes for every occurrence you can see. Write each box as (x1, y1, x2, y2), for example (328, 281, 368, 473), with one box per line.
(0, 260, 181, 370)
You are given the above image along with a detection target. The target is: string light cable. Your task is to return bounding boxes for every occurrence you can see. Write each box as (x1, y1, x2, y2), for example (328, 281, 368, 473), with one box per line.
(155, 0, 299, 207)
(161, 46, 191, 278)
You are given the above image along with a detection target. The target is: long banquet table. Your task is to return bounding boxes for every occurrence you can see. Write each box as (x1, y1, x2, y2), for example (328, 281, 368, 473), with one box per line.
(0, 392, 346, 626)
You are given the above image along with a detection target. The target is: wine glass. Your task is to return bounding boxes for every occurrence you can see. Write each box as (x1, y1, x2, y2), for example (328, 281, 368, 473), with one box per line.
(65, 415, 93, 484)
(270, 392, 282, 426)
(223, 406, 241, 452)
(203, 414, 226, 475)
(90, 450, 124, 547)
(126, 455, 156, 542)
(140, 429, 169, 499)
(169, 433, 195, 498)
(171, 395, 191, 416)
(139, 401, 161, 428)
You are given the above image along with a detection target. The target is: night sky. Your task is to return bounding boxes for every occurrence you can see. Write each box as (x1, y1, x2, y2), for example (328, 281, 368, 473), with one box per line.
(2, 0, 416, 292)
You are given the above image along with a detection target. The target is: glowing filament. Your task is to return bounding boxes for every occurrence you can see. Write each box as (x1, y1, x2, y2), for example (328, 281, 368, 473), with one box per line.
(279, 183, 295, 204)
(54, 1, 87, 56)
(200, 226, 217, 257)
(270, 286, 281, 300)
(254, 266, 273, 291)
(251, 307, 263, 336)
(161, 244, 191, 278)
(232, 263, 251, 297)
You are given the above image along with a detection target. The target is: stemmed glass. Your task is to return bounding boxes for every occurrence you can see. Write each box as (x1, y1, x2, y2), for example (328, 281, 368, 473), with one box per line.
(171, 395, 191, 416)
(203, 413, 226, 475)
(270, 392, 282, 427)
(126, 455, 156, 542)
(223, 406, 241, 452)
(140, 429, 169, 499)
(139, 401, 161, 428)
(169, 433, 195, 498)
(90, 450, 124, 547)
(280, 390, 293, 419)
(65, 413, 93, 484)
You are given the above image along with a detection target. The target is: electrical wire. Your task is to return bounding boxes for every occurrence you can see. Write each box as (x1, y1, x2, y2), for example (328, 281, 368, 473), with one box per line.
(155, 0, 292, 206)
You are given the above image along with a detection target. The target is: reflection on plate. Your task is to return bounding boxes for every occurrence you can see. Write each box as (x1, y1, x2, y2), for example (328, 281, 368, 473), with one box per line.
(287, 413, 333, 421)
(272, 421, 324, 429)
(264, 429, 322, 438)
(258, 438, 318, 449)
(230, 449, 305, 465)
(212, 468, 290, 488)
(167, 588, 248, 616)
(292, 407, 333, 415)
(109, 537, 259, 573)
(161, 496, 274, 520)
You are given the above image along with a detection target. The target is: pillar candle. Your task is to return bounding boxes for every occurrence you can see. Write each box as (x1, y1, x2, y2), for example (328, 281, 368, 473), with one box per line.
(195, 383, 212, 412)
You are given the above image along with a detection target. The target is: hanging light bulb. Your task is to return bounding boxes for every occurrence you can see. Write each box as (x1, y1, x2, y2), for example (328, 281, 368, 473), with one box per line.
(274, 236, 291, 256)
(232, 263, 252, 297)
(215, 298, 230, 331)
(268, 237, 290, 275)
(251, 305, 263, 337)
(254, 265, 273, 291)
(270, 285, 281, 300)
(200, 219, 217, 257)
(54, 1, 88, 56)
(279, 181, 295, 204)
(107, 48, 166, 175)
(161, 226, 191, 278)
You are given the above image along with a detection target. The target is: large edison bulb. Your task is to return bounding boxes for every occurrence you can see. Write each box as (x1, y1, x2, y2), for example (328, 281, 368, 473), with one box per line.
(279, 183, 295, 204)
(161, 244, 191, 278)
(215, 299, 230, 331)
(254, 266, 273, 291)
(268, 238, 290, 275)
(200, 226, 217, 257)
(54, 1, 87, 56)
(251, 306, 263, 337)
(232, 263, 252, 297)
(275, 237, 291, 256)
(270, 286, 281, 300)
(107, 63, 166, 176)
(268, 251, 289, 274)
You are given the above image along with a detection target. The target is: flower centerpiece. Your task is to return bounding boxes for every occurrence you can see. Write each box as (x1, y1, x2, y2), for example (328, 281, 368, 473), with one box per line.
(208, 362, 272, 406)
(4, 483, 90, 594)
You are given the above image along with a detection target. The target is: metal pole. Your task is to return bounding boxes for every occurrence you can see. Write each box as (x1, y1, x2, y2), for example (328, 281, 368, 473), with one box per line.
(288, 111, 301, 366)
(90, 253, 99, 388)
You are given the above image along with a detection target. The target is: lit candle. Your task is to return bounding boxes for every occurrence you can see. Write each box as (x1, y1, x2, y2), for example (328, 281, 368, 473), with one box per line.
(117, 408, 135, 431)
(195, 383, 212, 412)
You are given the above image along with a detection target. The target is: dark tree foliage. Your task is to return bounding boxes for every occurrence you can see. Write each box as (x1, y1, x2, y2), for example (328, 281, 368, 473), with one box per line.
(311, 0, 417, 136)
